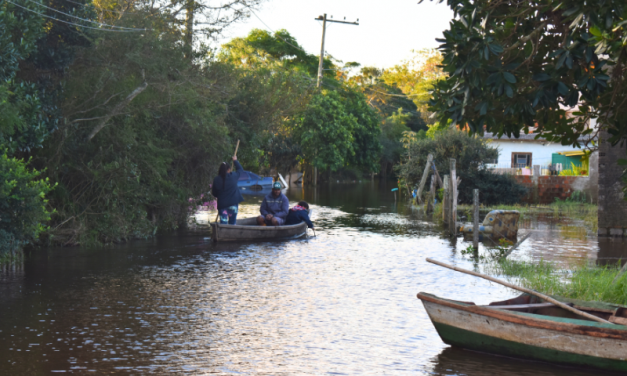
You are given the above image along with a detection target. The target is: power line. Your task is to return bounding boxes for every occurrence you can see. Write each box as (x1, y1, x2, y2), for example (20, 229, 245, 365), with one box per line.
(5, 0, 145, 32)
(22, 0, 148, 30)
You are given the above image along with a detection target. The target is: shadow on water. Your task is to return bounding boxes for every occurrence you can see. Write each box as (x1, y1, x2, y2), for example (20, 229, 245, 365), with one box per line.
(0, 181, 626, 374)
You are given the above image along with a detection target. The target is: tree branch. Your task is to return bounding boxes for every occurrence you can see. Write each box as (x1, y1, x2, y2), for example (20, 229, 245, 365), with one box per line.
(503, 21, 547, 53)
(86, 80, 148, 142)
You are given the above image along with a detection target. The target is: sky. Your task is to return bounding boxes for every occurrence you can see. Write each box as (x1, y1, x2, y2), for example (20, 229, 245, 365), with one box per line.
(221, 0, 455, 69)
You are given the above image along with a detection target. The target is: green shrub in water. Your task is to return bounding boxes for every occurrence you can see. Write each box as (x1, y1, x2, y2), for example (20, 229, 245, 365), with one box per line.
(0, 153, 55, 262)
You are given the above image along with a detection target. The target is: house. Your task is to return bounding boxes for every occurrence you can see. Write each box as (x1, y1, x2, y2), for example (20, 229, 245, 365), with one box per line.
(483, 132, 591, 174)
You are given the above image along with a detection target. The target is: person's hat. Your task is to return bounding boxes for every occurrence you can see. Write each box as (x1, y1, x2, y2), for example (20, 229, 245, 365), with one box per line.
(272, 182, 282, 190)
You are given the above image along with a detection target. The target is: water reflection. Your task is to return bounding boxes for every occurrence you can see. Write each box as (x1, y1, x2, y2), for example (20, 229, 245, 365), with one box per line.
(0, 182, 625, 374)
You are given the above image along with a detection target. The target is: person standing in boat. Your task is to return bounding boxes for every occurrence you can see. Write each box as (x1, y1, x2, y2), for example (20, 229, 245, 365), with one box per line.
(257, 182, 289, 226)
(285, 201, 314, 229)
(211, 156, 244, 225)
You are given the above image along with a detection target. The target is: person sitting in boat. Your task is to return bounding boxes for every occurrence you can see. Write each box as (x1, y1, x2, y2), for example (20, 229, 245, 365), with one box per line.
(211, 157, 244, 225)
(257, 182, 289, 226)
(285, 201, 314, 229)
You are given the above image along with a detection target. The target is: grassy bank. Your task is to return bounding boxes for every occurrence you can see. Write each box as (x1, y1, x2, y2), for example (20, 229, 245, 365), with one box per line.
(485, 259, 627, 306)
(445, 201, 598, 232)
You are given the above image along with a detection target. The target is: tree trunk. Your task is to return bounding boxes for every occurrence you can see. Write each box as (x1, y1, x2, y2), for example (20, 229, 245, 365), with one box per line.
(184, 0, 194, 59)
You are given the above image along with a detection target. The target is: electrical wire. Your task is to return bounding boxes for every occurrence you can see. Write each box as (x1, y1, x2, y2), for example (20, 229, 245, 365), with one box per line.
(5, 0, 145, 32)
(22, 0, 147, 30)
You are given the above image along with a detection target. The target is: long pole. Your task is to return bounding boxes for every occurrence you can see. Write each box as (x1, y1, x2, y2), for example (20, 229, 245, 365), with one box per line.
(473, 189, 479, 249)
(316, 14, 327, 88)
(425, 258, 614, 325)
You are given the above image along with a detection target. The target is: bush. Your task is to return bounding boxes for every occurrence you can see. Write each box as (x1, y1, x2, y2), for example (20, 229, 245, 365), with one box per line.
(0, 153, 54, 262)
(457, 169, 527, 205)
(398, 128, 526, 205)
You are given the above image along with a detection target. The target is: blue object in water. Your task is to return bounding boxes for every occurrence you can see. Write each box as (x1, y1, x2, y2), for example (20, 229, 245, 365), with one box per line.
(237, 170, 274, 190)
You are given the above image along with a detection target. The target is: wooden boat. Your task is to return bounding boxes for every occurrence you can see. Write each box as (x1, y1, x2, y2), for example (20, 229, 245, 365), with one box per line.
(211, 217, 307, 242)
(417, 292, 627, 372)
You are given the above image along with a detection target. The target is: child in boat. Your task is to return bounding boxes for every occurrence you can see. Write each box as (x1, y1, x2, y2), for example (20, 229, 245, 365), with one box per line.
(285, 201, 314, 229)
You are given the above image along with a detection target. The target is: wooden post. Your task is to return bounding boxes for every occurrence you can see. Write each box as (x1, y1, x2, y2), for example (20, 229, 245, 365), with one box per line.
(473, 189, 479, 249)
(449, 159, 457, 236)
(431, 161, 443, 187)
(442, 175, 449, 223)
(416, 154, 434, 204)
(427, 176, 436, 213)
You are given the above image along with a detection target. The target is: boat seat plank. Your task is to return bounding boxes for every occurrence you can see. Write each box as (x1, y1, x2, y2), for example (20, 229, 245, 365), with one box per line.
(482, 303, 565, 310)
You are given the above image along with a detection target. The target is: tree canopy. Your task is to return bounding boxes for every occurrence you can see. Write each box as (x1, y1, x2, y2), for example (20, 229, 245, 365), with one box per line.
(423, 0, 627, 146)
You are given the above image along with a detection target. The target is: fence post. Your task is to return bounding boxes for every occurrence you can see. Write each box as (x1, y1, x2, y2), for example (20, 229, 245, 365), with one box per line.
(473, 189, 479, 249)
(442, 175, 449, 223)
(426, 176, 436, 213)
(449, 159, 457, 236)
(416, 154, 434, 204)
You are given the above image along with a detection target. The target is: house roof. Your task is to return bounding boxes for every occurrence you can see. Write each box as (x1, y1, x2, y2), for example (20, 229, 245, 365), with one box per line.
(483, 132, 596, 143)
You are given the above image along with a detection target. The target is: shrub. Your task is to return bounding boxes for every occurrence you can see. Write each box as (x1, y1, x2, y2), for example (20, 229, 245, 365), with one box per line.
(457, 169, 527, 205)
(0, 153, 54, 262)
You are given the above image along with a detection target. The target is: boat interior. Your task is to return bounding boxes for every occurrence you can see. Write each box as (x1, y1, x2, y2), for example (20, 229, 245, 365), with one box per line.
(465, 294, 627, 324)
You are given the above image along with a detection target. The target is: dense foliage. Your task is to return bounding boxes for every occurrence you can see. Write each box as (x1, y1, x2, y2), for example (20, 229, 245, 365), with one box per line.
(422, 0, 627, 147)
(0, 153, 54, 260)
(398, 129, 526, 204)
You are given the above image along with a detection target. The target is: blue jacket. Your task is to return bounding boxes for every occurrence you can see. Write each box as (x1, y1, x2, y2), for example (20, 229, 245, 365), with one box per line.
(211, 161, 245, 211)
(285, 209, 314, 228)
(260, 192, 289, 219)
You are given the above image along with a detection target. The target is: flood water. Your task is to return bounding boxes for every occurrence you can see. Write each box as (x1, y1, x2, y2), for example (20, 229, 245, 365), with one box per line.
(1, 182, 626, 375)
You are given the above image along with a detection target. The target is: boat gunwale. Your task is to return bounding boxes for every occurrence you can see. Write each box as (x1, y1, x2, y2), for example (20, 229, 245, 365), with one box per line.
(212, 222, 307, 231)
(417, 292, 627, 340)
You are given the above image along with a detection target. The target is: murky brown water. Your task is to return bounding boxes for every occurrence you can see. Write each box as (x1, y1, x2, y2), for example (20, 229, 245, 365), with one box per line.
(1, 182, 625, 374)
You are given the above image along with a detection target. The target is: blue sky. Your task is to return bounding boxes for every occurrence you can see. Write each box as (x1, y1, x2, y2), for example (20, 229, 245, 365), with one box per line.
(222, 0, 454, 69)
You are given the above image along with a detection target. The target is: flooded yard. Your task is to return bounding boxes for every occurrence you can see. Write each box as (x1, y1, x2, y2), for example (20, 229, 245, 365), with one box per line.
(1, 182, 625, 375)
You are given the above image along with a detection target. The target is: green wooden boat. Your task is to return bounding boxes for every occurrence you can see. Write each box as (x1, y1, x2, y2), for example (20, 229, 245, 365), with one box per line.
(418, 292, 627, 372)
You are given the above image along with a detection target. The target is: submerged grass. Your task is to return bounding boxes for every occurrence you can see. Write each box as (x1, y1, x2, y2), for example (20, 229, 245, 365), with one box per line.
(486, 259, 627, 306)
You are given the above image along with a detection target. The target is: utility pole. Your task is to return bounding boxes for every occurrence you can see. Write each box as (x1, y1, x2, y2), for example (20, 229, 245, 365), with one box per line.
(313, 14, 359, 186)
(315, 14, 359, 88)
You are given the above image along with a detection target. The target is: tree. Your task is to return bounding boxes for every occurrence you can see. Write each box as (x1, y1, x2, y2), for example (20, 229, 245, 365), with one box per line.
(422, 0, 627, 146)
(0, 153, 54, 261)
(397, 129, 525, 204)
(291, 90, 358, 172)
(380, 48, 446, 122)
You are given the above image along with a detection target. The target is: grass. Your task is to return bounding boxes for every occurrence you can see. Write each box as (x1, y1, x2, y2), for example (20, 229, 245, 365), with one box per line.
(451, 200, 598, 232)
(485, 259, 627, 306)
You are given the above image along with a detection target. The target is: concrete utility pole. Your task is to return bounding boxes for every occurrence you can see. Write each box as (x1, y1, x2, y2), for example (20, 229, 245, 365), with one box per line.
(315, 14, 359, 88)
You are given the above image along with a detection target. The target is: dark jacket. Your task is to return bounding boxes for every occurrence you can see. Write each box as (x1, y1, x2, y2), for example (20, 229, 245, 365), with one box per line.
(260, 192, 289, 219)
(285, 209, 314, 228)
(211, 161, 244, 211)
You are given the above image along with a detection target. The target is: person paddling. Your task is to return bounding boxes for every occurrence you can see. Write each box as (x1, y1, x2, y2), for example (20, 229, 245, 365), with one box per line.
(285, 201, 314, 229)
(211, 156, 244, 224)
(257, 182, 289, 226)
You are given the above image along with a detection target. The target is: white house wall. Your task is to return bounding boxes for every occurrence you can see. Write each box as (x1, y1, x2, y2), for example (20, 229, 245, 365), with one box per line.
(488, 140, 581, 167)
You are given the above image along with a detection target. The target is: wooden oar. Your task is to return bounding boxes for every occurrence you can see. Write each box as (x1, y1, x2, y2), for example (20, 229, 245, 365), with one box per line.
(231, 139, 240, 169)
(426, 258, 614, 325)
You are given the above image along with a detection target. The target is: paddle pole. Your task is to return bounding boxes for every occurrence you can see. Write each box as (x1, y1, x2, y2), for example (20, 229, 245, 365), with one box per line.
(232, 139, 240, 169)
(426, 258, 614, 325)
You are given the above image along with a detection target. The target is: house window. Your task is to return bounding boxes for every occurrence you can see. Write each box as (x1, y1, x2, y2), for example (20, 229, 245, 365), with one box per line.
(511, 152, 532, 168)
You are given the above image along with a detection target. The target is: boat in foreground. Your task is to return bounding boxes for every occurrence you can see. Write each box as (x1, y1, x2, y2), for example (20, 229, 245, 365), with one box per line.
(211, 217, 307, 242)
(417, 292, 627, 372)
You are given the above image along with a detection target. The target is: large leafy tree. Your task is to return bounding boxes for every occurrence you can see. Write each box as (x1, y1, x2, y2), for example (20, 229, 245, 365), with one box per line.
(423, 0, 627, 146)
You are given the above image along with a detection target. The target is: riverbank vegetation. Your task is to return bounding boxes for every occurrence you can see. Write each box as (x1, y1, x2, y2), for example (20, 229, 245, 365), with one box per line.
(486, 259, 627, 306)
(0, 0, 449, 256)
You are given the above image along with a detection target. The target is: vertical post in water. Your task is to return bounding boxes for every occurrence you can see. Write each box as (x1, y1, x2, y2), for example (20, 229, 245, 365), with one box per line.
(449, 159, 457, 236)
(442, 175, 449, 223)
(473, 189, 479, 249)
(416, 154, 434, 204)
(426, 176, 435, 213)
